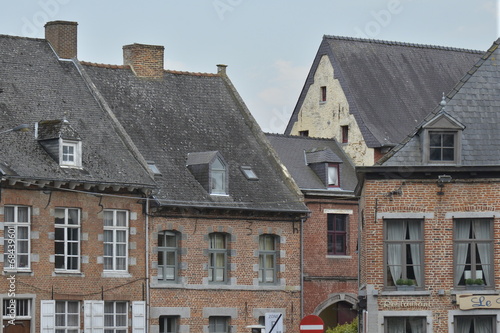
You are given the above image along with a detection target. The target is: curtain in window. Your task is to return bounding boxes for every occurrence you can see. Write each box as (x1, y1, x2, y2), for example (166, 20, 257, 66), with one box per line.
(386, 317, 405, 333)
(474, 316, 493, 333)
(328, 166, 338, 186)
(474, 219, 491, 286)
(456, 316, 472, 333)
(68, 209, 79, 225)
(409, 317, 425, 333)
(408, 222, 422, 287)
(18, 207, 28, 222)
(4, 207, 14, 222)
(455, 220, 470, 284)
(387, 221, 405, 284)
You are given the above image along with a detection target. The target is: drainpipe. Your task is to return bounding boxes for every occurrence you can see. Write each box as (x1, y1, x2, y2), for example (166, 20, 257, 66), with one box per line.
(145, 196, 150, 333)
(300, 216, 305, 318)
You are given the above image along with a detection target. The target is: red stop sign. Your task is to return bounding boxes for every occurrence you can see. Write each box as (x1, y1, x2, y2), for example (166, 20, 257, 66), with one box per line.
(300, 315, 324, 333)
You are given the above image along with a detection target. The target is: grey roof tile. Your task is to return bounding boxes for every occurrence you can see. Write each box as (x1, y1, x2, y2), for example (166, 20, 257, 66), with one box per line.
(286, 35, 483, 148)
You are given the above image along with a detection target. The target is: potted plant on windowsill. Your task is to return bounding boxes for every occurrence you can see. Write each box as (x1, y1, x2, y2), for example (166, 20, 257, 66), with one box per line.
(465, 278, 485, 290)
(396, 279, 415, 291)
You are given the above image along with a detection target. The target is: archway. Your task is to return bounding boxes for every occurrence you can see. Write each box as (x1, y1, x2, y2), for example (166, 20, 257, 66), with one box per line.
(313, 294, 358, 330)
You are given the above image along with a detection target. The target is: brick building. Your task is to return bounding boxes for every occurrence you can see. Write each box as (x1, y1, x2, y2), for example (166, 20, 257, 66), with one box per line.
(357, 38, 500, 332)
(284, 36, 482, 165)
(0, 21, 309, 333)
(0, 25, 156, 332)
(267, 134, 358, 329)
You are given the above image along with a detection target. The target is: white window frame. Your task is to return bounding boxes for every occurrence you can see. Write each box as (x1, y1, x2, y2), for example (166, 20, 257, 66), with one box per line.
(104, 301, 128, 333)
(327, 163, 340, 187)
(103, 210, 129, 272)
(54, 208, 81, 272)
(210, 157, 227, 195)
(55, 300, 80, 333)
(3, 205, 30, 271)
(60, 139, 82, 168)
(2, 298, 31, 320)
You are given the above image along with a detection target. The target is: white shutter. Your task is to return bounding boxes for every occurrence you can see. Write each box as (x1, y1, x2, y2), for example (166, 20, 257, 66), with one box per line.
(40, 300, 55, 333)
(84, 300, 105, 333)
(132, 301, 146, 333)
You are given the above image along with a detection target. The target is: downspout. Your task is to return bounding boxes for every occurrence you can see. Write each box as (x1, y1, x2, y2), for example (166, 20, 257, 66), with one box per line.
(300, 216, 305, 318)
(145, 196, 150, 333)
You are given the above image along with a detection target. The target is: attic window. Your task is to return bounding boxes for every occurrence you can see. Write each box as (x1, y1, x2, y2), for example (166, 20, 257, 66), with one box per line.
(240, 166, 258, 180)
(320, 86, 327, 103)
(328, 163, 339, 187)
(186, 151, 229, 196)
(147, 161, 162, 176)
(211, 157, 227, 195)
(60, 140, 81, 168)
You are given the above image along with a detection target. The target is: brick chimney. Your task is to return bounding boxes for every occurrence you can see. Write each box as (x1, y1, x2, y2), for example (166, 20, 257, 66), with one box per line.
(44, 21, 78, 59)
(123, 43, 165, 78)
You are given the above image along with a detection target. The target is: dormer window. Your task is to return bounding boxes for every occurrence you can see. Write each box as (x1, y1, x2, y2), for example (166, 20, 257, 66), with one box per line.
(60, 140, 81, 167)
(186, 151, 229, 196)
(36, 119, 83, 169)
(211, 157, 227, 195)
(306, 147, 343, 189)
(327, 163, 339, 187)
(421, 111, 464, 165)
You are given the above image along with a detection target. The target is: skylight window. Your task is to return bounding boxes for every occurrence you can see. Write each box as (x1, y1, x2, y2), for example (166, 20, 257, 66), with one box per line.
(240, 166, 258, 180)
(147, 161, 162, 175)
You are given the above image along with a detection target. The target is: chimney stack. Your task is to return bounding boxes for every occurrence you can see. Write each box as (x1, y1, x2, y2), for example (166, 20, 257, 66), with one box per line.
(123, 43, 165, 78)
(44, 21, 78, 59)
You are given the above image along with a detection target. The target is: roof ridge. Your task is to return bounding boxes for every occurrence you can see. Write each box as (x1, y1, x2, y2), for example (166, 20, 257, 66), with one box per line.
(165, 69, 218, 77)
(80, 61, 130, 69)
(265, 132, 339, 142)
(80, 61, 219, 77)
(323, 34, 484, 54)
(0, 34, 45, 42)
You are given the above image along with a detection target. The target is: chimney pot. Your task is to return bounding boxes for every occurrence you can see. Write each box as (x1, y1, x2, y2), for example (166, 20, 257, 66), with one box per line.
(44, 21, 78, 59)
(123, 43, 165, 78)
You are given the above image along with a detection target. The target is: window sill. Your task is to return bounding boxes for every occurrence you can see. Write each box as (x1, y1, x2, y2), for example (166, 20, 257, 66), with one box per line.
(101, 271, 131, 278)
(326, 255, 352, 259)
(3, 270, 32, 276)
(381, 290, 431, 296)
(451, 289, 499, 295)
(53, 271, 84, 277)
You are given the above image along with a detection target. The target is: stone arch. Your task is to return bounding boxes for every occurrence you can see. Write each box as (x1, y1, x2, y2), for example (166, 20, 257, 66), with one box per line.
(313, 293, 358, 329)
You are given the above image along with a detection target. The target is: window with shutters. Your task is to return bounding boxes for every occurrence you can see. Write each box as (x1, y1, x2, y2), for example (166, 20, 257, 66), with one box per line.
(104, 301, 127, 333)
(55, 301, 79, 333)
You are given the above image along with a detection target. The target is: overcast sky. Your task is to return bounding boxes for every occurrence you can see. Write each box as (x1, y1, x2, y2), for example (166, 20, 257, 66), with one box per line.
(1, 1, 498, 133)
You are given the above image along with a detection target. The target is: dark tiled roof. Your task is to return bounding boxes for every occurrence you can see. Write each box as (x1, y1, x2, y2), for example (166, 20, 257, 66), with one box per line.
(285, 35, 483, 148)
(0, 35, 155, 188)
(266, 134, 357, 193)
(82, 64, 307, 213)
(381, 38, 500, 166)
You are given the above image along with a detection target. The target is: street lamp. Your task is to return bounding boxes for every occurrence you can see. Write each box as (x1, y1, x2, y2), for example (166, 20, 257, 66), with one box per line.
(0, 124, 30, 135)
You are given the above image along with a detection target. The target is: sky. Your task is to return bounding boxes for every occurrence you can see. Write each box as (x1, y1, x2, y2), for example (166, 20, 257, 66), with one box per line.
(0, 1, 498, 133)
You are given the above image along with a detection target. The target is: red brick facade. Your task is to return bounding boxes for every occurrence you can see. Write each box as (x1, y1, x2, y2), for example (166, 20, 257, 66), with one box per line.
(302, 196, 359, 329)
(147, 212, 302, 333)
(359, 175, 500, 332)
(0, 186, 147, 332)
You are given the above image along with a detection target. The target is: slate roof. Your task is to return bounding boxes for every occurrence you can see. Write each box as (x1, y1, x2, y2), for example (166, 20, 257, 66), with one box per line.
(285, 35, 483, 148)
(0, 35, 155, 188)
(82, 63, 307, 213)
(380, 38, 500, 167)
(265, 134, 357, 193)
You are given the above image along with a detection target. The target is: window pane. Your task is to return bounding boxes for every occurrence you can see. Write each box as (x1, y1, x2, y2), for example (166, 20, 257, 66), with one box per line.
(4, 207, 14, 222)
(104, 211, 114, 226)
